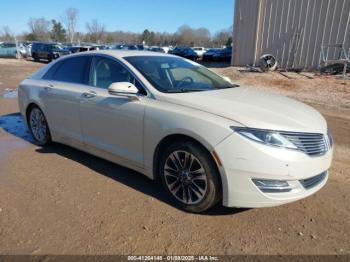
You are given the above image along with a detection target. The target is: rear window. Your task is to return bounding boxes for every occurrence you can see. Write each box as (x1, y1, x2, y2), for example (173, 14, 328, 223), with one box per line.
(42, 61, 63, 80)
(43, 56, 91, 84)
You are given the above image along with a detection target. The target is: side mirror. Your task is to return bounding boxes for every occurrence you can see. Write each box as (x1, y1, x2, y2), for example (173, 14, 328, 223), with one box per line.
(108, 82, 139, 97)
(222, 76, 232, 84)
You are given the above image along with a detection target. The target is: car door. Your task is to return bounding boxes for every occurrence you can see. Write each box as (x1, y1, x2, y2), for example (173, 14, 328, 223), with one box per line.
(38, 44, 47, 59)
(41, 55, 91, 147)
(79, 55, 146, 168)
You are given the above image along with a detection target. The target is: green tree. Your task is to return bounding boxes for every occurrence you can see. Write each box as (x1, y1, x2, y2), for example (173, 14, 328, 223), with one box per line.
(51, 20, 66, 42)
(106, 34, 114, 44)
(141, 29, 152, 44)
(226, 36, 233, 47)
(25, 33, 37, 41)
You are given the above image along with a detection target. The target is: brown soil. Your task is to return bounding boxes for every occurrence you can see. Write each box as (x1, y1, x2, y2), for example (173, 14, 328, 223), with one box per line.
(0, 59, 349, 255)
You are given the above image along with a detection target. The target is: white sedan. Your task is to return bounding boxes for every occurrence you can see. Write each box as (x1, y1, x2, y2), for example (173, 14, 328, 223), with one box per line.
(192, 47, 207, 57)
(18, 51, 333, 213)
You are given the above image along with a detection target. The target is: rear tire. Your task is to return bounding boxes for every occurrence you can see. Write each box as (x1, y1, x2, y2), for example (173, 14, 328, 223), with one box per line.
(27, 106, 52, 146)
(32, 53, 39, 62)
(159, 140, 221, 213)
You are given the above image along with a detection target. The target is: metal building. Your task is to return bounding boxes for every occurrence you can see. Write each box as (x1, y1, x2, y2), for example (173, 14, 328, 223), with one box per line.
(232, 0, 350, 70)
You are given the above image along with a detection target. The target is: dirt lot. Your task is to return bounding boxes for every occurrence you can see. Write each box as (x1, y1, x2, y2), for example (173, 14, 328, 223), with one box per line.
(0, 58, 349, 255)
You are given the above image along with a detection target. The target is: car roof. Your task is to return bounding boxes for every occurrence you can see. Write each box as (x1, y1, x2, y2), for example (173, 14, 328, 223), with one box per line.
(71, 50, 172, 59)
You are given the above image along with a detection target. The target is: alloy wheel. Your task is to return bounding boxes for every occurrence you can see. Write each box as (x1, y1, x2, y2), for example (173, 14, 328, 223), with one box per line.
(164, 150, 208, 205)
(29, 108, 47, 143)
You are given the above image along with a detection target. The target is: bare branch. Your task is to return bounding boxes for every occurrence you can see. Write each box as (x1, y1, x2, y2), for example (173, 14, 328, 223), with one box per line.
(64, 8, 79, 43)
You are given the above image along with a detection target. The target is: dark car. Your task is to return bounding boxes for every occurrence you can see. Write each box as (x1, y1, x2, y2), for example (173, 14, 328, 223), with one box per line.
(136, 44, 149, 50)
(213, 47, 232, 62)
(169, 47, 199, 60)
(149, 46, 166, 53)
(202, 48, 222, 61)
(31, 43, 70, 62)
(182, 48, 199, 60)
(113, 44, 139, 50)
(168, 47, 185, 56)
(67, 46, 83, 53)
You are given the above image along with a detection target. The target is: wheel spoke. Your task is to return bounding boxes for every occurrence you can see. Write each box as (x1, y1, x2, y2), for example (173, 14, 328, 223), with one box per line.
(187, 186, 193, 203)
(164, 170, 178, 180)
(170, 181, 182, 195)
(169, 153, 182, 170)
(190, 167, 205, 176)
(164, 163, 179, 175)
(192, 174, 207, 181)
(164, 150, 208, 205)
(181, 185, 186, 202)
(174, 152, 184, 168)
(183, 152, 192, 169)
(191, 180, 206, 196)
(189, 184, 204, 200)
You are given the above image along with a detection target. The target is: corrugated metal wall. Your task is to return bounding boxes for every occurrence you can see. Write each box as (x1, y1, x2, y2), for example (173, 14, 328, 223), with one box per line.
(233, 0, 350, 69)
(232, 0, 260, 66)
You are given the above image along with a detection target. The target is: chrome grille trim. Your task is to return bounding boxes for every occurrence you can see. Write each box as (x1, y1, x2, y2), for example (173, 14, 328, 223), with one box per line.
(279, 131, 329, 156)
(299, 171, 328, 189)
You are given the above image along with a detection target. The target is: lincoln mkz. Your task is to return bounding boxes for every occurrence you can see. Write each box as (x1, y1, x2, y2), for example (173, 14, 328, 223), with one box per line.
(18, 51, 333, 212)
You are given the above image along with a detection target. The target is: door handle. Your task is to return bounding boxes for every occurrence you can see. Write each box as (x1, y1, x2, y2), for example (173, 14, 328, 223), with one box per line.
(82, 90, 97, 99)
(44, 83, 54, 91)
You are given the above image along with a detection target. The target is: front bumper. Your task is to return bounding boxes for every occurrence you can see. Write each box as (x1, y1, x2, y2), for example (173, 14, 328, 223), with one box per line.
(214, 132, 333, 208)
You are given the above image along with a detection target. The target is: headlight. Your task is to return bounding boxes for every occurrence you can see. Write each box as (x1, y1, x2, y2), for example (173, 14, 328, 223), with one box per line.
(231, 127, 297, 149)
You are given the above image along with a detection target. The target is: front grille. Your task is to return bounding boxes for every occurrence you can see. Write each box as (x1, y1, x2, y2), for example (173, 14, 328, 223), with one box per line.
(299, 171, 328, 189)
(280, 131, 329, 156)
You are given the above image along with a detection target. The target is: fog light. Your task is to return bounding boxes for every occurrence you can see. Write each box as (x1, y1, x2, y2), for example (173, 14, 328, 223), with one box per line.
(252, 179, 292, 193)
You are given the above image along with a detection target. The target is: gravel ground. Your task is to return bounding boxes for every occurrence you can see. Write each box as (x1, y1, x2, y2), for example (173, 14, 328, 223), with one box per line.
(0, 59, 349, 255)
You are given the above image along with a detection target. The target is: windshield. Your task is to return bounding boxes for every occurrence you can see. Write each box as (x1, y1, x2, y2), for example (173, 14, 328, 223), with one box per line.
(125, 56, 235, 93)
(53, 45, 64, 50)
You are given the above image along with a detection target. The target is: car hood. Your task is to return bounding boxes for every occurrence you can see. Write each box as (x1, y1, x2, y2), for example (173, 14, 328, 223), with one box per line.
(158, 86, 327, 133)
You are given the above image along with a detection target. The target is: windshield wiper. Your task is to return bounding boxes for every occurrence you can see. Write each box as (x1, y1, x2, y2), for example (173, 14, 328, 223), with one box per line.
(219, 84, 239, 89)
(165, 89, 207, 93)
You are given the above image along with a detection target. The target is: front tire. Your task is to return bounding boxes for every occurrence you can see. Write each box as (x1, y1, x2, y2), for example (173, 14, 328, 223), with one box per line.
(32, 53, 39, 62)
(27, 106, 51, 146)
(159, 141, 221, 213)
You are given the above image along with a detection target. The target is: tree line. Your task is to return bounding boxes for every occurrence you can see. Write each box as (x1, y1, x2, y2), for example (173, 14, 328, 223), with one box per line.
(0, 8, 232, 47)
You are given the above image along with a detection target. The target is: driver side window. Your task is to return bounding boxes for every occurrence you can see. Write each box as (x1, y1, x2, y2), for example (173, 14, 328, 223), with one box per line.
(89, 56, 143, 91)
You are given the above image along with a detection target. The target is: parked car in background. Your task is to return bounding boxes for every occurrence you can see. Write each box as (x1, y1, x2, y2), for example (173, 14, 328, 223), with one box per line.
(114, 44, 139, 50)
(91, 45, 108, 51)
(213, 47, 232, 62)
(81, 45, 100, 52)
(17, 43, 28, 58)
(18, 50, 333, 213)
(31, 42, 70, 62)
(182, 48, 199, 60)
(202, 48, 222, 61)
(136, 44, 149, 50)
(169, 47, 199, 60)
(149, 46, 166, 53)
(0, 42, 17, 58)
(168, 47, 185, 56)
(161, 46, 170, 53)
(192, 47, 207, 58)
(25, 43, 32, 57)
(67, 46, 84, 53)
